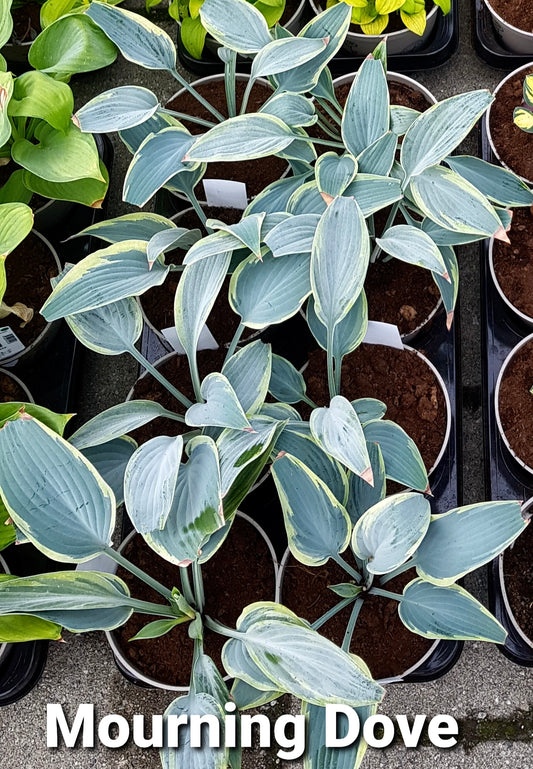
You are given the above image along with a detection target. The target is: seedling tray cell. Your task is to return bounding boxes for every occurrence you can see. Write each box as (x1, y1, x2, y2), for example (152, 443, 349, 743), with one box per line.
(473, 0, 533, 69)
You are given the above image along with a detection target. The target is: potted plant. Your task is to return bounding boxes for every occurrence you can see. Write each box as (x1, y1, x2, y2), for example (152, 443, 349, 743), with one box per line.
(483, 0, 533, 55)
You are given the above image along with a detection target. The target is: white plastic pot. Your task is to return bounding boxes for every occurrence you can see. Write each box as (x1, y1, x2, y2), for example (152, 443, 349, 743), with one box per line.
(0, 368, 34, 402)
(484, 0, 533, 55)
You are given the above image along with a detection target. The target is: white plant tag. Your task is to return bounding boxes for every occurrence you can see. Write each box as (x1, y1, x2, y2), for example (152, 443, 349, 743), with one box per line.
(162, 324, 219, 354)
(362, 321, 403, 350)
(0, 326, 25, 361)
(203, 179, 248, 209)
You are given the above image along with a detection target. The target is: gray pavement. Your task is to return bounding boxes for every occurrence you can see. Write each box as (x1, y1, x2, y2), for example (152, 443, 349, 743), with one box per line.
(1, 0, 532, 767)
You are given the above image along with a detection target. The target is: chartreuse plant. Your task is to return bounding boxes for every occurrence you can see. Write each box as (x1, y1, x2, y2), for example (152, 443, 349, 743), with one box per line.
(0, 201, 33, 324)
(325, 0, 450, 36)
(513, 74, 533, 133)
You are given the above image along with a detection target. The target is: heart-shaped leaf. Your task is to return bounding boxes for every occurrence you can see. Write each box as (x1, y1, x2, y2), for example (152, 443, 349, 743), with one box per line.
(186, 373, 252, 431)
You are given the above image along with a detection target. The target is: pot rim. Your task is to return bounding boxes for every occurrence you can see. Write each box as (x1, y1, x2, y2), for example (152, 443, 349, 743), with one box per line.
(105, 510, 279, 691)
(484, 0, 533, 39)
(276, 547, 439, 685)
(0, 367, 34, 403)
(494, 332, 533, 476)
(0, 552, 9, 662)
(309, 0, 438, 41)
(485, 62, 533, 186)
(0, 229, 61, 367)
(488, 236, 533, 327)
(497, 497, 533, 649)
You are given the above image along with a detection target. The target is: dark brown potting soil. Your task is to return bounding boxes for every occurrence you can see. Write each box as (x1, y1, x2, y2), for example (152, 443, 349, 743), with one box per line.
(303, 344, 447, 473)
(114, 515, 276, 687)
(490, 65, 533, 183)
(282, 551, 433, 680)
(492, 207, 533, 319)
(129, 348, 227, 444)
(166, 79, 288, 200)
(498, 337, 533, 469)
(489, 0, 533, 33)
(141, 206, 243, 344)
(2, 232, 57, 347)
(0, 372, 28, 402)
(10, 2, 41, 42)
(503, 517, 533, 642)
(280, 0, 301, 25)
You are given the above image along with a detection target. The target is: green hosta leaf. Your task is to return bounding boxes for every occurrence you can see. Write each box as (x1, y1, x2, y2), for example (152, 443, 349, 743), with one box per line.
(0, 613, 62, 643)
(0, 0, 13, 48)
(160, 692, 227, 769)
(272, 452, 351, 565)
(129, 617, 189, 641)
(186, 373, 252, 431)
(250, 36, 327, 80)
(523, 73, 533, 107)
(311, 196, 369, 334)
(269, 354, 308, 404)
(8, 71, 73, 133)
(363, 419, 428, 491)
(63, 296, 143, 356)
(70, 213, 176, 244)
(0, 403, 71, 434)
(222, 340, 271, 415)
(199, 0, 271, 53)
(29, 15, 117, 76)
(0, 70, 13, 148)
(70, 400, 182, 450)
(352, 492, 431, 574)
(446, 155, 533, 207)
(0, 496, 15, 551)
(0, 417, 115, 563)
(409, 166, 501, 237)
(0, 203, 33, 259)
(22, 163, 109, 207)
(180, 14, 208, 59)
(399, 579, 507, 643)
(259, 92, 316, 128)
(0, 169, 31, 206)
(310, 396, 371, 481)
(86, 2, 177, 71)
(344, 174, 402, 218)
(376, 224, 448, 277)
(346, 441, 386, 525)
(306, 292, 368, 362)
(414, 500, 527, 586)
(124, 435, 184, 534)
(40, 0, 80, 28)
(401, 90, 494, 180)
(144, 436, 224, 566)
(315, 152, 358, 198)
(263, 213, 320, 257)
(230, 252, 311, 329)
(185, 114, 294, 163)
(514, 106, 533, 134)
(342, 57, 389, 157)
(81, 437, 136, 508)
(75, 86, 160, 133)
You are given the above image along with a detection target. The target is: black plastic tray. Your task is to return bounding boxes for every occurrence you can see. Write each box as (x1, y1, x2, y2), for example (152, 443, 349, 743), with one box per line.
(473, 0, 533, 70)
(178, 2, 458, 77)
(480, 121, 533, 665)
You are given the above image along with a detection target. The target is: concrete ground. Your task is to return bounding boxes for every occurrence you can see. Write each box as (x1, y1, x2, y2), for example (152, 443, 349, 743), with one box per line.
(1, 0, 532, 767)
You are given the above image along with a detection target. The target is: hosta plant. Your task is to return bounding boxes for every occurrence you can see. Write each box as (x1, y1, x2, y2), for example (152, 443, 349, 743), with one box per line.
(325, 0, 451, 37)
(0, 201, 33, 325)
(513, 73, 533, 133)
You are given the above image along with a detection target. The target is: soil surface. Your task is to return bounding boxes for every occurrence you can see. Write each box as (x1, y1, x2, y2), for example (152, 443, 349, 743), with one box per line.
(490, 65, 533, 182)
(282, 551, 433, 680)
(303, 343, 447, 473)
(489, 0, 533, 33)
(0, 372, 28, 402)
(114, 515, 277, 687)
(141, 206, 245, 344)
(2, 232, 57, 348)
(166, 79, 288, 201)
(503, 516, 533, 642)
(10, 2, 41, 43)
(492, 207, 533, 319)
(498, 337, 533, 469)
(281, 0, 301, 25)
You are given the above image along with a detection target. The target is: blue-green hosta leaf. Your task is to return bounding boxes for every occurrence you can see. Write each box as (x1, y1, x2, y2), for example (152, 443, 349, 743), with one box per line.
(183, 231, 242, 265)
(363, 419, 428, 492)
(275, 427, 348, 504)
(0, 613, 62, 643)
(408, 166, 502, 238)
(401, 90, 494, 181)
(41, 241, 168, 321)
(70, 400, 183, 450)
(420, 218, 481, 246)
(69, 213, 176, 245)
(184, 114, 294, 163)
(222, 340, 271, 415)
(376, 224, 448, 277)
(86, 2, 177, 70)
(309, 64, 338, 105)
(269, 354, 308, 404)
(288, 181, 326, 215)
(356, 132, 396, 177)
(174, 252, 231, 363)
(230, 252, 311, 329)
(160, 692, 227, 769)
(251, 36, 327, 80)
(399, 579, 507, 643)
(217, 417, 281, 497)
(306, 292, 368, 362)
(224, 603, 384, 706)
(208, 213, 265, 259)
(310, 396, 371, 481)
(123, 127, 196, 208)
(119, 110, 178, 154)
(244, 173, 313, 216)
(272, 453, 351, 565)
(75, 86, 159, 133)
(414, 500, 526, 586)
(352, 399, 387, 424)
(346, 442, 386, 526)
(390, 105, 420, 137)
(199, 0, 271, 53)
(433, 245, 458, 324)
(186, 373, 252, 431)
(231, 678, 281, 710)
(446, 155, 533, 208)
(0, 417, 115, 563)
(344, 174, 402, 218)
(259, 92, 316, 128)
(223, 634, 282, 697)
(341, 57, 389, 157)
(315, 152, 358, 199)
(124, 435, 184, 534)
(63, 297, 143, 356)
(81, 437, 136, 507)
(0, 71, 13, 148)
(144, 436, 223, 566)
(147, 228, 201, 267)
(0, 571, 147, 632)
(264, 213, 320, 256)
(352, 492, 431, 574)
(260, 403, 301, 420)
(311, 196, 369, 333)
